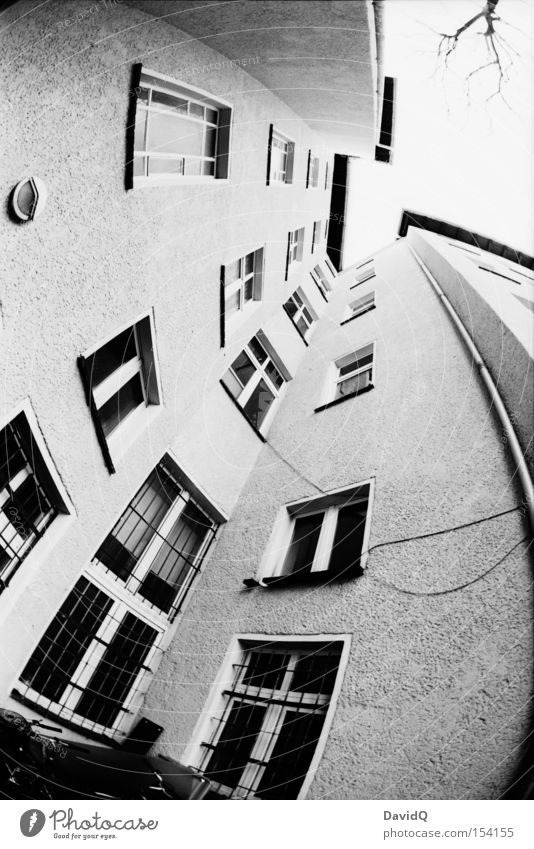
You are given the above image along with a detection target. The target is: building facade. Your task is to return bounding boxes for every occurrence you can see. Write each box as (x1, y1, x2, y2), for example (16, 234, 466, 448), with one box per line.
(1, 0, 533, 800)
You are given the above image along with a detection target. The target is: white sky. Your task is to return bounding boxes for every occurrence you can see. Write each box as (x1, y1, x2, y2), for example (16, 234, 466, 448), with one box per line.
(344, 0, 534, 263)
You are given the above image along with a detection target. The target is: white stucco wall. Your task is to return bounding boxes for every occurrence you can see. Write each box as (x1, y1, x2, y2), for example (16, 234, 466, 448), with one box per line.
(143, 241, 533, 799)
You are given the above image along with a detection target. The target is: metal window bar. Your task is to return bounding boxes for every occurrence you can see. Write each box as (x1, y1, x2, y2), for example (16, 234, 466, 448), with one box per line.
(199, 643, 342, 799)
(0, 422, 57, 592)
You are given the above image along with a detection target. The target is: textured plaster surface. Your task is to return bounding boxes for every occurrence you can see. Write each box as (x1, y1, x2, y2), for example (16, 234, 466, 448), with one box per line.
(0, 0, 332, 702)
(144, 241, 533, 799)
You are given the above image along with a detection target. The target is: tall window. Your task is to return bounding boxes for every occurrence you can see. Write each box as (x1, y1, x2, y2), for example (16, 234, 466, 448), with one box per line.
(285, 228, 305, 279)
(310, 263, 333, 300)
(306, 152, 320, 188)
(261, 483, 372, 585)
(312, 220, 322, 253)
(283, 289, 317, 342)
(351, 263, 376, 288)
(375, 76, 396, 164)
(221, 334, 288, 434)
(78, 314, 161, 473)
(131, 67, 232, 187)
(197, 640, 344, 799)
(0, 415, 65, 592)
(221, 248, 264, 344)
(16, 459, 220, 735)
(267, 126, 295, 185)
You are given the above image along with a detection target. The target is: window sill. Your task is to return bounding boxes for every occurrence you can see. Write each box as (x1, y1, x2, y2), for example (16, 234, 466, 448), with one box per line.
(261, 563, 363, 588)
(219, 380, 266, 442)
(340, 305, 376, 326)
(132, 177, 230, 190)
(107, 404, 164, 468)
(314, 383, 374, 413)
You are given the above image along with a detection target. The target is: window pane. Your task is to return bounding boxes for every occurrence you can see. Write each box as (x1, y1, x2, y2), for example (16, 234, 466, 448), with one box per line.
(138, 500, 209, 613)
(134, 109, 147, 152)
(99, 373, 144, 438)
(241, 651, 290, 690)
(148, 111, 204, 156)
(204, 126, 217, 158)
(282, 512, 323, 576)
(133, 156, 146, 177)
(285, 298, 298, 319)
(328, 502, 367, 573)
(75, 612, 157, 727)
(242, 379, 275, 429)
(230, 350, 255, 389)
(265, 360, 284, 389)
(202, 159, 215, 176)
(248, 336, 268, 364)
(338, 352, 373, 377)
(225, 288, 241, 317)
(148, 157, 184, 176)
(86, 327, 137, 388)
(184, 158, 202, 176)
(206, 107, 218, 124)
(189, 101, 204, 119)
(291, 650, 339, 695)
(295, 316, 309, 336)
(20, 578, 113, 703)
(151, 90, 187, 114)
(244, 253, 254, 276)
(204, 700, 267, 791)
(226, 258, 242, 284)
(243, 277, 254, 303)
(255, 710, 325, 800)
(335, 369, 371, 399)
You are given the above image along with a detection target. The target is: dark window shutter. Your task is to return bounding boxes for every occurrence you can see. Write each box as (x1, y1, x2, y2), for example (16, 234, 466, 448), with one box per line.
(285, 233, 291, 281)
(77, 356, 116, 474)
(266, 123, 273, 186)
(306, 149, 311, 188)
(286, 142, 295, 184)
(220, 265, 226, 348)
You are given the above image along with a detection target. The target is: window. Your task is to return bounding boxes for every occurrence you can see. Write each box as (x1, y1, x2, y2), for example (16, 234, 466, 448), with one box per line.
(306, 151, 320, 188)
(312, 220, 322, 254)
(375, 76, 395, 164)
(342, 292, 375, 324)
(220, 333, 289, 435)
(266, 126, 295, 185)
(16, 459, 221, 735)
(310, 263, 333, 300)
(283, 288, 317, 342)
(220, 248, 264, 345)
(285, 227, 305, 279)
(316, 343, 375, 411)
(325, 161, 329, 191)
(131, 67, 232, 187)
(0, 412, 70, 593)
(196, 640, 345, 799)
(261, 482, 372, 585)
(350, 264, 375, 288)
(93, 461, 219, 617)
(78, 313, 161, 473)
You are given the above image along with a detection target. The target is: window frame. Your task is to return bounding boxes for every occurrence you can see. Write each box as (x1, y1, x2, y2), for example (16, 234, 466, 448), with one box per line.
(311, 220, 322, 254)
(283, 287, 318, 344)
(220, 333, 290, 437)
(0, 402, 75, 596)
(78, 310, 162, 473)
(315, 342, 376, 411)
(258, 480, 374, 584)
(310, 263, 333, 300)
(341, 291, 376, 325)
(285, 227, 305, 280)
(184, 633, 351, 800)
(306, 151, 320, 188)
(266, 125, 295, 186)
(130, 66, 233, 189)
(220, 246, 265, 346)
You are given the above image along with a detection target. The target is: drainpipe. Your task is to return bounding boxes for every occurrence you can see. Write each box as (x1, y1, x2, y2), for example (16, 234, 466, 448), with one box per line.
(408, 246, 534, 537)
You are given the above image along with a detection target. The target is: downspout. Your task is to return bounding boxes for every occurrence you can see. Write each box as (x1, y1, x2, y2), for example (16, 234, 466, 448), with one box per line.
(408, 245, 534, 537)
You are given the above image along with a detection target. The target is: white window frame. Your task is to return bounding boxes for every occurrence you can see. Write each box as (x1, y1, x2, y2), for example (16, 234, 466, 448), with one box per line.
(316, 341, 376, 409)
(342, 291, 376, 323)
(307, 152, 320, 188)
(312, 220, 322, 254)
(223, 247, 264, 330)
(132, 67, 233, 188)
(269, 128, 295, 185)
(221, 333, 290, 435)
(310, 263, 333, 299)
(0, 401, 75, 602)
(184, 633, 352, 800)
(258, 480, 374, 581)
(287, 227, 305, 274)
(80, 309, 163, 469)
(284, 287, 318, 340)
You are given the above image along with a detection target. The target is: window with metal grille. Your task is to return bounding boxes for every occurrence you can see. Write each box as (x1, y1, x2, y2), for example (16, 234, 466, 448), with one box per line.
(310, 263, 333, 300)
(132, 67, 232, 186)
(0, 417, 59, 592)
(77, 313, 161, 473)
(198, 641, 344, 799)
(17, 576, 160, 734)
(267, 126, 295, 185)
(94, 461, 218, 618)
(220, 334, 288, 435)
(261, 483, 371, 586)
(342, 292, 376, 324)
(283, 288, 317, 342)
